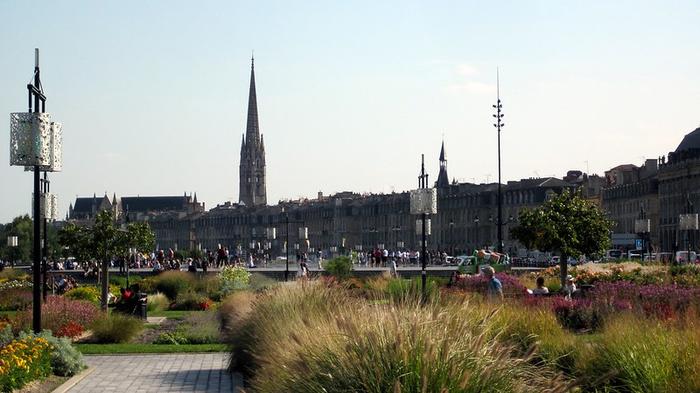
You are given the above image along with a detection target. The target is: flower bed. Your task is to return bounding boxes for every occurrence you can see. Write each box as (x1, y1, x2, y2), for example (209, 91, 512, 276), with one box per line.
(0, 336, 52, 392)
(12, 296, 101, 337)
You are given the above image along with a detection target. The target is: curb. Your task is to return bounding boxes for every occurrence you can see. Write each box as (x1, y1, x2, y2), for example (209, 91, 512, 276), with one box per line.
(52, 367, 95, 393)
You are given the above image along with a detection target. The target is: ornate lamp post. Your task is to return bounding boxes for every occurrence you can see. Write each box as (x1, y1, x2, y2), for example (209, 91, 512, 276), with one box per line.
(635, 206, 651, 262)
(410, 154, 437, 297)
(10, 49, 62, 333)
(679, 196, 697, 263)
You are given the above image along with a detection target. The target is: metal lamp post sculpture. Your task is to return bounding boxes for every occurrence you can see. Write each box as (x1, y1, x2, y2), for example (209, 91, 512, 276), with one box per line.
(493, 69, 505, 254)
(635, 206, 651, 262)
(679, 197, 698, 263)
(10, 49, 62, 333)
(410, 154, 437, 298)
(7, 236, 18, 267)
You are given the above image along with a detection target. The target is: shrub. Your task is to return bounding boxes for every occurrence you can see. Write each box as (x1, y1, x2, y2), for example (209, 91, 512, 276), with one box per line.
(154, 331, 189, 345)
(90, 313, 143, 343)
(65, 286, 101, 304)
(385, 277, 442, 303)
(323, 256, 353, 280)
(0, 324, 13, 347)
(155, 311, 220, 345)
(219, 266, 251, 295)
(0, 268, 30, 283)
(169, 291, 211, 311)
(0, 287, 32, 311)
(109, 274, 142, 288)
(492, 304, 578, 373)
(138, 277, 157, 294)
(146, 293, 169, 313)
(228, 282, 571, 392)
(552, 298, 604, 331)
(154, 271, 195, 300)
(54, 321, 84, 339)
(178, 311, 220, 344)
(19, 330, 85, 377)
(249, 273, 277, 292)
(12, 296, 101, 336)
(194, 275, 223, 301)
(0, 336, 52, 392)
(577, 316, 700, 392)
(219, 291, 256, 338)
(455, 272, 529, 298)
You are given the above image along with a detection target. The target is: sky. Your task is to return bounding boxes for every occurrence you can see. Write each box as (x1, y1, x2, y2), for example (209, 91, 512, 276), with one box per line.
(1, 1, 699, 223)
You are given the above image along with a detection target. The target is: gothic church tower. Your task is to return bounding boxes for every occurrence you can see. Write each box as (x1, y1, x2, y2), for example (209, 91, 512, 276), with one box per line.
(239, 57, 267, 206)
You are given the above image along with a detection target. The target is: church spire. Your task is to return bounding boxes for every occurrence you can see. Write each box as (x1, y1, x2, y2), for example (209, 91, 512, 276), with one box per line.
(245, 54, 260, 146)
(436, 139, 450, 188)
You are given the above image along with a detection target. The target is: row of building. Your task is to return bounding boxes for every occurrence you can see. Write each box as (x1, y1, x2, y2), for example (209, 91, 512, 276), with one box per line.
(65, 58, 700, 257)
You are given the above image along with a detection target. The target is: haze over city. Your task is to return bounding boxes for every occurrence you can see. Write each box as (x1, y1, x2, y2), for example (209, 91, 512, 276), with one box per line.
(1, 0, 699, 223)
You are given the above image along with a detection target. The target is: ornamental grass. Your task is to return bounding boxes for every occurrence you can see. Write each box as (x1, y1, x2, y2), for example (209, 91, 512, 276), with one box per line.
(0, 336, 52, 392)
(228, 282, 572, 393)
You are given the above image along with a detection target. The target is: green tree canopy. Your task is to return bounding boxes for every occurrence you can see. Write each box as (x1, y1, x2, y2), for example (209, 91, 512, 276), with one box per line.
(510, 189, 613, 284)
(58, 211, 155, 262)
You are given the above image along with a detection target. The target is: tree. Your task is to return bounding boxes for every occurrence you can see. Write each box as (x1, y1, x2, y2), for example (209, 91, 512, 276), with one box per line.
(510, 189, 613, 285)
(0, 215, 33, 265)
(58, 211, 155, 309)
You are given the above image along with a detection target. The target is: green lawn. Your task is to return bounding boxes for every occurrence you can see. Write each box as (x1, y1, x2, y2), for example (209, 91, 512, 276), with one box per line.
(76, 343, 228, 354)
(147, 310, 198, 319)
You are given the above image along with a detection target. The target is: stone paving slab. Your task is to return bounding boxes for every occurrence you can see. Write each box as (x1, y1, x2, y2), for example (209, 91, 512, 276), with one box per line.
(67, 353, 242, 393)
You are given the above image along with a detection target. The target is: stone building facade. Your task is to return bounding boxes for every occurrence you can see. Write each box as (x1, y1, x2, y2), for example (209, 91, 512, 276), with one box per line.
(658, 127, 700, 252)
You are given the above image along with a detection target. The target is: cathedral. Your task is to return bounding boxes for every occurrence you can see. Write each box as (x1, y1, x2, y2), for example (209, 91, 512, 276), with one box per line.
(238, 57, 267, 206)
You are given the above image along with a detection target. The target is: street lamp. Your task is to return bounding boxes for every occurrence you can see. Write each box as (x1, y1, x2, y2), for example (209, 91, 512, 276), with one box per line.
(410, 154, 437, 297)
(473, 216, 480, 250)
(493, 68, 505, 254)
(6, 236, 18, 268)
(10, 49, 62, 333)
(679, 196, 697, 263)
(449, 220, 455, 255)
(635, 206, 651, 262)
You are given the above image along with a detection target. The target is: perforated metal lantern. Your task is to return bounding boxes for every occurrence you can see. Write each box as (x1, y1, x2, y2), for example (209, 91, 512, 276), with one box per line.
(7, 236, 18, 247)
(32, 192, 58, 221)
(634, 219, 651, 233)
(410, 188, 438, 215)
(10, 113, 53, 167)
(416, 218, 432, 236)
(24, 121, 62, 172)
(679, 214, 699, 230)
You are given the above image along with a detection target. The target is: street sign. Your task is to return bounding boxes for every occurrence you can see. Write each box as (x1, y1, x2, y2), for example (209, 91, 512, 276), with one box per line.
(635, 239, 643, 250)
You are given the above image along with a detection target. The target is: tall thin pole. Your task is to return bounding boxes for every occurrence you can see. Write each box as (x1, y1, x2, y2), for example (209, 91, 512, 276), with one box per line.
(42, 172, 49, 302)
(419, 154, 428, 297)
(285, 212, 290, 281)
(493, 68, 505, 254)
(30, 48, 43, 333)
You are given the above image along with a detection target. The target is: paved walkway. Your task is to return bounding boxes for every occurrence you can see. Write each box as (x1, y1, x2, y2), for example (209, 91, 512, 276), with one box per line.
(68, 353, 242, 392)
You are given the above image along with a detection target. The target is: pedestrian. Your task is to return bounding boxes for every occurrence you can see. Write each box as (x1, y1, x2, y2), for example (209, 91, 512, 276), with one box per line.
(481, 265, 503, 301)
(563, 275, 577, 300)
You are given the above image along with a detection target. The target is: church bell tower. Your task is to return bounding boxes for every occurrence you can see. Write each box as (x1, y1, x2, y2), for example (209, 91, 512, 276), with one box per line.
(239, 56, 267, 206)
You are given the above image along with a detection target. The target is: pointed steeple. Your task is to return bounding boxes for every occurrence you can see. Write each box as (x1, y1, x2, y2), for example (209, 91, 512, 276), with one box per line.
(260, 134, 265, 152)
(436, 139, 450, 188)
(245, 55, 260, 146)
(193, 192, 198, 204)
(240, 133, 246, 153)
(112, 193, 117, 205)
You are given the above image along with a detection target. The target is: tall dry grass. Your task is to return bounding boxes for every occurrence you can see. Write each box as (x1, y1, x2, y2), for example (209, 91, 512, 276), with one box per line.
(228, 282, 573, 393)
(576, 314, 700, 393)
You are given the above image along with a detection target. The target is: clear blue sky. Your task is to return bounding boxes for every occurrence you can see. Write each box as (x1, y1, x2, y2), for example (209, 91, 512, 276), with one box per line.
(1, 1, 699, 222)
